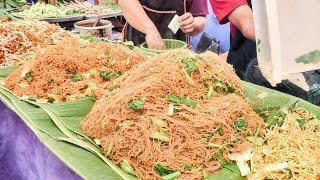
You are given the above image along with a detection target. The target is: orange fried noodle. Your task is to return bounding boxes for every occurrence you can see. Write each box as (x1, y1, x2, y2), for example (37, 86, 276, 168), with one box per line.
(4, 37, 146, 102)
(81, 50, 264, 179)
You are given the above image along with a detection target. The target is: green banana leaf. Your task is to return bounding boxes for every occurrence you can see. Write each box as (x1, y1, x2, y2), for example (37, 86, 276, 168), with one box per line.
(0, 88, 127, 180)
(0, 65, 19, 80)
(1, 76, 320, 179)
(0, 87, 66, 140)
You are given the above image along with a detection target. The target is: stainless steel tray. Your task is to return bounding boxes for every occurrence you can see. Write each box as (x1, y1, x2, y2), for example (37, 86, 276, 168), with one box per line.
(13, 15, 84, 23)
(84, 11, 122, 20)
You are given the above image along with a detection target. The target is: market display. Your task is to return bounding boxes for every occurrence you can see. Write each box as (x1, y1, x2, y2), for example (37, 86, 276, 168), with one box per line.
(59, 0, 117, 16)
(1, 10, 320, 180)
(249, 107, 320, 179)
(4, 37, 146, 102)
(13, 3, 80, 18)
(81, 50, 265, 179)
(0, 19, 71, 67)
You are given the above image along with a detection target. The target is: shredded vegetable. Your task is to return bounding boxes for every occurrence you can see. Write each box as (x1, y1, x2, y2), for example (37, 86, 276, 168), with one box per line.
(0, 19, 72, 67)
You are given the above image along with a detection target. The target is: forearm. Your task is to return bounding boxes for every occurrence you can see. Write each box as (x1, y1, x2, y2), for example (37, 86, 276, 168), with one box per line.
(118, 0, 157, 35)
(228, 5, 256, 41)
(188, 16, 206, 36)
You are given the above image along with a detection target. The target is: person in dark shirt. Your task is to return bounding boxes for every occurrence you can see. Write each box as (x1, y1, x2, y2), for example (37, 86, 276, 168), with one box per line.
(117, 0, 208, 49)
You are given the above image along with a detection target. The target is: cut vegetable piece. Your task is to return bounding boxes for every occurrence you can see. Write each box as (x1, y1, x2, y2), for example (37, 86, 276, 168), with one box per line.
(150, 132, 170, 142)
(155, 164, 175, 176)
(128, 98, 145, 111)
(120, 160, 137, 176)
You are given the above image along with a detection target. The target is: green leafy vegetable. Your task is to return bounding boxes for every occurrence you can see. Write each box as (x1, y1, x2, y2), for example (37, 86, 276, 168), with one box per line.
(207, 86, 213, 99)
(181, 58, 198, 74)
(184, 165, 192, 171)
(295, 50, 320, 64)
(180, 96, 197, 107)
(234, 118, 248, 131)
(166, 95, 181, 104)
(296, 118, 306, 127)
(166, 95, 197, 107)
(213, 80, 222, 87)
(128, 98, 145, 111)
(100, 71, 122, 81)
(71, 74, 82, 82)
(155, 164, 175, 176)
(25, 71, 33, 82)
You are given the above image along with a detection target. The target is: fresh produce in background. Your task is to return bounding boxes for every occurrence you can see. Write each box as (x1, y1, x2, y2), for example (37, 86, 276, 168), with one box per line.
(0, 0, 26, 9)
(13, 2, 79, 18)
(58, 0, 118, 16)
(0, 19, 72, 67)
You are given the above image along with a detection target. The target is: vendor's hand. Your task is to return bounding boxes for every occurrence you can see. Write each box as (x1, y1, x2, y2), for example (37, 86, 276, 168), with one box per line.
(145, 30, 165, 50)
(179, 13, 195, 34)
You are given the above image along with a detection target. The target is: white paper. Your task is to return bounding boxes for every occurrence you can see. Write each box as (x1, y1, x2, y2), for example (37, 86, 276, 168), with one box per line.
(168, 14, 180, 34)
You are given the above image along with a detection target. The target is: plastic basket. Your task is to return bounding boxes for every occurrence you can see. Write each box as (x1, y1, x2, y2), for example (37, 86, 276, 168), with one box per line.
(140, 39, 188, 53)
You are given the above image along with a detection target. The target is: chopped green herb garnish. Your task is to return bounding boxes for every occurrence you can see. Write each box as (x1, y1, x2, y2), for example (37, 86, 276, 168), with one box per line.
(100, 71, 122, 81)
(203, 82, 209, 88)
(234, 118, 248, 131)
(180, 96, 197, 107)
(184, 165, 192, 171)
(214, 80, 222, 87)
(207, 85, 213, 99)
(155, 164, 175, 176)
(128, 98, 145, 111)
(166, 94, 181, 104)
(25, 72, 33, 82)
(71, 74, 82, 82)
(296, 119, 306, 127)
(167, 95, 197, 107)
(181, 58, 198, 74)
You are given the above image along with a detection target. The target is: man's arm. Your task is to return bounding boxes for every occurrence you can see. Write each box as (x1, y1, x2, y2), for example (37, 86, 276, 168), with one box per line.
(227, 5, 255, 41)
(118, 0, 164, 49)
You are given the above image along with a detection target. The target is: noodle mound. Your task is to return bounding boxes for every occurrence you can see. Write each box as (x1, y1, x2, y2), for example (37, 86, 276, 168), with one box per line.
(81, 50, 264, 179)
(249, 108, 320, 180)
(5, 37, 146, 102)
(0, 19, 71, 67)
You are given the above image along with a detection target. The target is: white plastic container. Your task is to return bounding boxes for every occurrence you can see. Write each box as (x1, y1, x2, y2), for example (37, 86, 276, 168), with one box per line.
(252, 0, 320, 86)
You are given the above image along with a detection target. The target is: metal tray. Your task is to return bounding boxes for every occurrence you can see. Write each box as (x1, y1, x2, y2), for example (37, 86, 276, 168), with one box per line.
(84, 11, 122, 20)
(13, 14, 84, 23)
